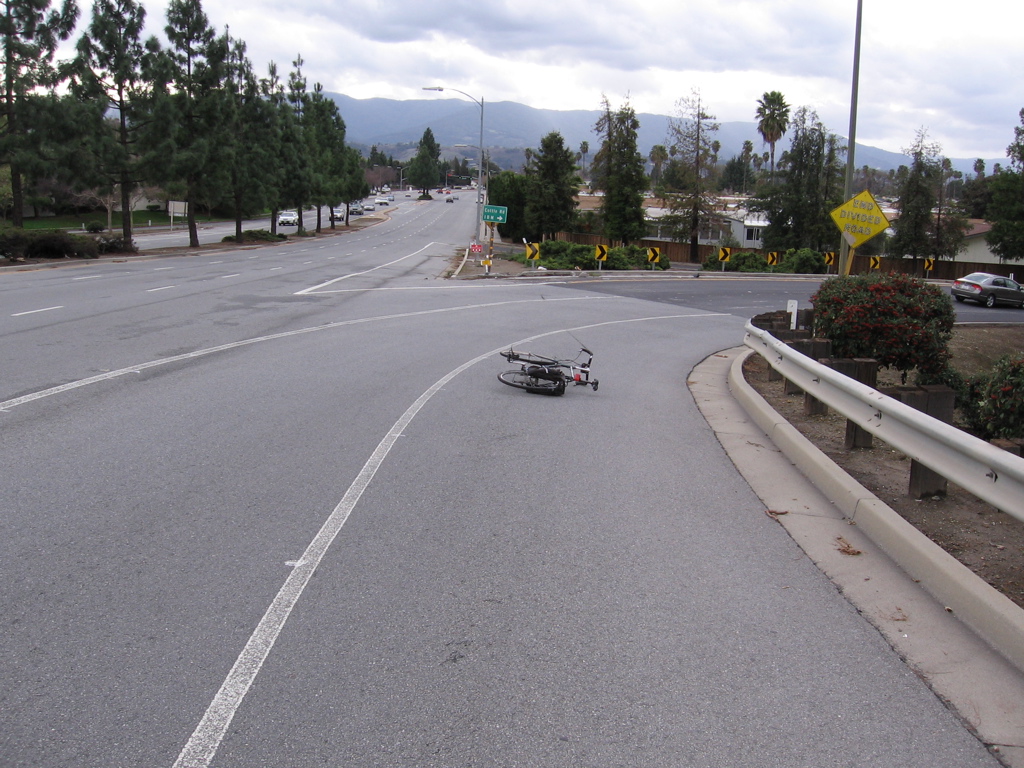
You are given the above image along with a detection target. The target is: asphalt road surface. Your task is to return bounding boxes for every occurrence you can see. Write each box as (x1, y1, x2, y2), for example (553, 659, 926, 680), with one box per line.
(0, 199, 1002, 766)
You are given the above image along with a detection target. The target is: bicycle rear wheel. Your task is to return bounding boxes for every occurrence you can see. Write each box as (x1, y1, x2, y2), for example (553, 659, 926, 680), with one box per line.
(497, 370, 566, 395)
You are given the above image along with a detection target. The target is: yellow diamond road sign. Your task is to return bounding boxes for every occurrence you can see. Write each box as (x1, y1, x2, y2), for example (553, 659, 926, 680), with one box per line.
(830, 190, 890, 249)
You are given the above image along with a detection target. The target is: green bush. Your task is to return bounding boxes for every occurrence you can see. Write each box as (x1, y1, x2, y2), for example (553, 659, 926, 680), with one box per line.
(534, 241, 668, 271)
(85, 221, 106, 233)
(221, 229, 284, 243)
(0, 229, 105, 260)
(0, 229, 29, 259)
(957, 370, 993, 436)
(95, 234, 136, 254)
(779, 248, 826, 274)
(22, 230, 98, 259)
(972, 356, 1024, 439)
(701, 250, 756, 271)
(812, 272, 955, 380)
(701, 248, 828, 274)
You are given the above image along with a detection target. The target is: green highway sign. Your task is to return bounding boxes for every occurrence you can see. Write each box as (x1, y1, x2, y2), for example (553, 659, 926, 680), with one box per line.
(482, 205, 508, 224)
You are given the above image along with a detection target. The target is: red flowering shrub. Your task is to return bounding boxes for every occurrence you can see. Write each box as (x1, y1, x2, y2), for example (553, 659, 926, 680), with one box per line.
(811, 273, 955, 380)
(974, 356, 1024, 439)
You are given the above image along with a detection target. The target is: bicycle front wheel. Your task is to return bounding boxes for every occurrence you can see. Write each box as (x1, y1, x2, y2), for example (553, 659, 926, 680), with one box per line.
(497, 370, 566, 396)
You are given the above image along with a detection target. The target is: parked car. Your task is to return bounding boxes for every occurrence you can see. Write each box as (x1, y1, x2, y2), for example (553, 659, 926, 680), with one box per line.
(278, 210, 298, 226)
(950, 272, 1024, 308)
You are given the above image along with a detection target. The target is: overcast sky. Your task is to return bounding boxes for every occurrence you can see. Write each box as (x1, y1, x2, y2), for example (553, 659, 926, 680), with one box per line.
(119, 0, 1021, 161)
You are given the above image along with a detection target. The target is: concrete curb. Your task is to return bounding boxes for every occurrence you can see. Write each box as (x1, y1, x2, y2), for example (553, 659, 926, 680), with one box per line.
(727, 347, 1024, 676)
(691, 346, 1024, 764)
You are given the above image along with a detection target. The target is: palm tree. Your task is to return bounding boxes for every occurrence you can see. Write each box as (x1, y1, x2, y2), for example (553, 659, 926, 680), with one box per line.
(741, 140, 754, 194)
(755, 91, 791, 182)
(648, 144, 669, 189)
(579, 140, 589, 179)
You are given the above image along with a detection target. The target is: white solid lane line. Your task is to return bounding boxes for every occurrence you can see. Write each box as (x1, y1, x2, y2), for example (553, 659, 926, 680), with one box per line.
(11, 306, 63, 317)
(170, 312, 709, 768)
(294, 243, 436, 295)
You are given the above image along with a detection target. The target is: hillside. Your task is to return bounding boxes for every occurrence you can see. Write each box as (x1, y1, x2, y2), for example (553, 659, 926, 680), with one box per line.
(327, 93, 998, 176)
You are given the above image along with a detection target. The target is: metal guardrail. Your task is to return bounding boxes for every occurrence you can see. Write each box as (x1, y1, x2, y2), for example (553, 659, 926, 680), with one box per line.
(744, 320, 1024, 521)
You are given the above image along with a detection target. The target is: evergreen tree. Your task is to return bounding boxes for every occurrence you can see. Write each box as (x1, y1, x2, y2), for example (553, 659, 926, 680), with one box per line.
(74, 0, 158, 242)
(281, 55, 313, 230)
(662, 89, 720, 257)
(304, 82, 346, 232)
(221, 35, 279, 238)
(156, 0, 227, 247)
(524, 131, 578, 240)
(986, 108, 1024, 262)
(751, 107, 845, 252)
(406, 128, 440, 193)
(0, 0, 78, 226)
(337, 146, 369, 222)
(592, 100, 646, 244)
(889, 129, 968, 266)
(488, 169, 530, 242)
(719, 155, 751, 193)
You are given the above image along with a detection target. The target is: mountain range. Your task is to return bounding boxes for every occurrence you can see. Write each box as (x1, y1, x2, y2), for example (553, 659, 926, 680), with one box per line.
(326, 93, 995, 177)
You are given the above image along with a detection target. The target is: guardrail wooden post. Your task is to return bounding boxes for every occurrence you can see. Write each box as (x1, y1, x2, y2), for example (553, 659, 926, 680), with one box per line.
(990, 438, 1024, 457)
(902, 385, 955, 498)
(844, 359, 879, 449)
(783, 337, 814, 393)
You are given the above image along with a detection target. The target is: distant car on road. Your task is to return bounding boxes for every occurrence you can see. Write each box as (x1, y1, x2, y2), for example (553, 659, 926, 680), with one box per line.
(951, 272, 1024, 308)
(374, 197, 390, 206)
(349, 202, 363, 215)
(363, 201, 375, 212)
(278, 210, 298, 226)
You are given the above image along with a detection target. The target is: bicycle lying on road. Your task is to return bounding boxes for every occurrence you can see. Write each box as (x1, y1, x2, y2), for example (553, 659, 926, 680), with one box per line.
(497, 347, 599, 396)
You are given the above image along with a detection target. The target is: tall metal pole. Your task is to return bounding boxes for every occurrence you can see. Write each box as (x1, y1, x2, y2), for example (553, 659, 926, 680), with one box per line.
(423, 86, 485, 241)
(478, 96, 485, 223)
(840, 0, 863, 276)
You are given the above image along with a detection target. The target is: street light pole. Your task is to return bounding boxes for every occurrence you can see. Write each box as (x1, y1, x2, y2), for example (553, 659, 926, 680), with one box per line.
(423, 86, 485, 239)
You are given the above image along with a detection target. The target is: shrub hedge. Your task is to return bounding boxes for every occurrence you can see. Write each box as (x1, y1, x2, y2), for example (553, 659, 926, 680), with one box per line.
(811, 272, 955, 381)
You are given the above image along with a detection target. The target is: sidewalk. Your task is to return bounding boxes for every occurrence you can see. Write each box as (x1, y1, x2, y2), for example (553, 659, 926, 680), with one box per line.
(691, 346, 1024, 767)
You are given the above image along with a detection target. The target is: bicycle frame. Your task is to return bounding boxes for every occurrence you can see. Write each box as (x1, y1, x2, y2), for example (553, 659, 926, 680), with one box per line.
(499, 347, 599, 394)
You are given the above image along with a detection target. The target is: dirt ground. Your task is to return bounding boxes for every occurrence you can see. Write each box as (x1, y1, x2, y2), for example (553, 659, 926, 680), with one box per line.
(742, 325, 1024, 611)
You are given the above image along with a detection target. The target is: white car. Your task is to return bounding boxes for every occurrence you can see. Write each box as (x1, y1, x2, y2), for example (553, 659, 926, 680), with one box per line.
(277, 210, 298, 226)
(375, 197, 390, 206)
(363, 201, 375, 212)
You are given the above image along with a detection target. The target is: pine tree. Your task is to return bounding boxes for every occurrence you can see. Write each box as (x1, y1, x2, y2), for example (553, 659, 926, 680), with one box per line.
(593, 98, 647, 244)
(0, 0, 79, 226)
(74, 0, 156, 242)
(889, 129, 968, 267)
(985, 108, 1024, 262)
(155, 0, 227, 247)
(524, 131, 578, 240)
(663, 90, 720, 258)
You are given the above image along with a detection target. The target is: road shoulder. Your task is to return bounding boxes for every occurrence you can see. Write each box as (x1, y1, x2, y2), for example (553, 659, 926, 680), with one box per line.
(690, 346, 1024, 767)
